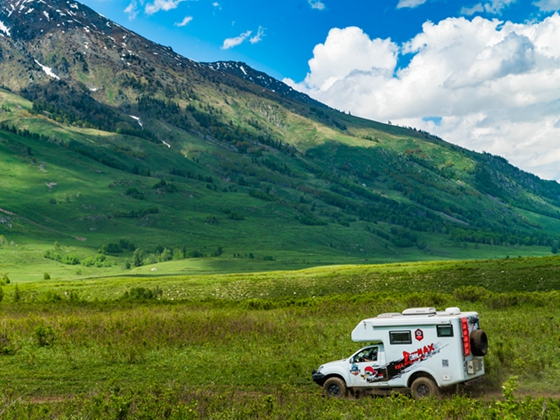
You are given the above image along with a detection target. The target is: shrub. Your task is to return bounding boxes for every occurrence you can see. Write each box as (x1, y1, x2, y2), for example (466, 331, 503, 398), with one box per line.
(453, 286, 490, 302)
(121, 287, 162, 301)
(34, 325, 56, 347)
(43, 272, 51, 280)
(125, 187, 144, 200)
(0, 333, 15, 355)
(13, 285, 20, 302)
(0, 273, 9, 285)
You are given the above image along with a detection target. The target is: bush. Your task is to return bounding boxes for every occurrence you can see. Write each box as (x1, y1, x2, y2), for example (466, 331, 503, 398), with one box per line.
(453, 286, 490, 302)
(43, 272, 51, 280)
(0, 273, 9, 285)
(34, 325, 56, 347)
(121, 287, 162, 301)
(0, 333, 15, 355)
(125, 187, 144, 200)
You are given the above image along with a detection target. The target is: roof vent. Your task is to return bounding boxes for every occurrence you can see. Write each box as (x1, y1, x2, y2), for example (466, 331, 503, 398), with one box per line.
(445, 307, 461, 315)
(377, 312, 403, 318)
(402, 307, 436, 316)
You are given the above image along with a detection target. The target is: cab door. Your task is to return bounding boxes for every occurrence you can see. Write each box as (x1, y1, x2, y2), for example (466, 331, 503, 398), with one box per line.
(348, 345, 388, 387)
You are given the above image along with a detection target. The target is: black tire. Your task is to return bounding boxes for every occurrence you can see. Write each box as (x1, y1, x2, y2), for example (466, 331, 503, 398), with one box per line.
(471, 329, 488, 356)
(411, 377, 440, 399)
(323, 377, 347, 398)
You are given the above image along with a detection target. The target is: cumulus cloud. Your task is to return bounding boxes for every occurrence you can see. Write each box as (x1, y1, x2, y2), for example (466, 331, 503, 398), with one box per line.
(396, 0, 428, 9)
(308, 0, 326, 11)
(221, 30, 252, 49)
(145, 0, 185, 15)
(285, 15, 560, 180)
(175, 16, 193, 27)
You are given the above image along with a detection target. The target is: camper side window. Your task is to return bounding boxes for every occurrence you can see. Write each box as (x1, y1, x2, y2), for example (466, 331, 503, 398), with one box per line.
(389, 331, 412, 344)
(437, 325, 453, 337)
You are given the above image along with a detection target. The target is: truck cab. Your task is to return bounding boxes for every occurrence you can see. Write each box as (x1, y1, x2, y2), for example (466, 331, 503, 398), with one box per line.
(312, 307, 488, 399)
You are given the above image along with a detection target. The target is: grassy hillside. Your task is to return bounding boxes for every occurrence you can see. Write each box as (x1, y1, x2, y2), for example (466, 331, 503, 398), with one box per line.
(2, 83, 560, 280)
(0, 257, 559, 418)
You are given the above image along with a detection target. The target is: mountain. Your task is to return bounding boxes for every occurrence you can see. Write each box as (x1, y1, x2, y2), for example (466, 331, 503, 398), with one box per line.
(1, 0, 560, 278)
(203, 61, 327, 108)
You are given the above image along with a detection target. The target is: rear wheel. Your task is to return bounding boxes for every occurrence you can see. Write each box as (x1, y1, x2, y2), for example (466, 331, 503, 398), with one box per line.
(323, 377, 347, 398)
(471, 329, 488, 356)
(411, 377, 440, 399)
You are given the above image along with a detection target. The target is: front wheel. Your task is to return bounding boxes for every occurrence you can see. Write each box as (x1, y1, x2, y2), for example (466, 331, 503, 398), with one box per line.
(411, 377, 441, 399)
(323, 377, 347, 398)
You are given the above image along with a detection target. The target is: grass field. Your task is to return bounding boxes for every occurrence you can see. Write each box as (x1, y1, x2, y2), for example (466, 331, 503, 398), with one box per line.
(0, 257, 559, 418)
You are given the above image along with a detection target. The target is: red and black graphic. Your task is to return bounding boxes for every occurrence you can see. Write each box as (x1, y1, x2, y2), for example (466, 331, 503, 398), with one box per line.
(415, 328, 424, 341)
(385, 342, 446, 380)
(362, 366, 386, 383)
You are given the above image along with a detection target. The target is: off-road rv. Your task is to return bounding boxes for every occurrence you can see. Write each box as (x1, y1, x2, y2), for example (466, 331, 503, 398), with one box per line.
(312, 307, 488, 398)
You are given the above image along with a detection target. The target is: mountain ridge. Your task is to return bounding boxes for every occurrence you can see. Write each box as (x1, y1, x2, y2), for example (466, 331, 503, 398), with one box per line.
(1, 0, 560, 279)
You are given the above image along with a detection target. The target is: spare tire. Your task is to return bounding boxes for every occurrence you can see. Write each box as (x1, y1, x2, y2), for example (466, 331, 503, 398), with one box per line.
(471, 329, 488, 356)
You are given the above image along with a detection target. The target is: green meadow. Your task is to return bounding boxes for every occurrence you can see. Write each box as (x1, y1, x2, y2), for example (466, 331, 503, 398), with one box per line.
(0, 257, 559, 418)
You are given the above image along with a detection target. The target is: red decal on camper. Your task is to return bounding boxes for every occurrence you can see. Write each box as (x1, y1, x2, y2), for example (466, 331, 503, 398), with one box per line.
(415, 328, 424, 341)
(392, 343, 437, 371)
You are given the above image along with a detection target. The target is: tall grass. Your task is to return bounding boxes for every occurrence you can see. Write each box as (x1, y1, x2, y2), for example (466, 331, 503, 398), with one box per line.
(1, 257, 560, 417)
(0, 288, 559, 418)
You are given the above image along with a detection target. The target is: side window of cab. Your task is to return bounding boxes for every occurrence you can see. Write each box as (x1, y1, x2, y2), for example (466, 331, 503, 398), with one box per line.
(353, 346, 378, 363)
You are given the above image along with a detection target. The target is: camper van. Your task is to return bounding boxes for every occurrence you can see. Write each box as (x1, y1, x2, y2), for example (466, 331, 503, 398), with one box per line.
(311, 307, 488, 398)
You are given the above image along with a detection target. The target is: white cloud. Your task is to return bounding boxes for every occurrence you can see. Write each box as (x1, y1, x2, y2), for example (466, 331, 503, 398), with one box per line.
(212, 2, 221, 9)
(481, 0, 517, 14)
(308, 0, 326, 11)
(286, 15, 560, 180)
(461, 3, 485, 15)
(460, 0, 517, 15)
(250, 26, 265, 44)
(534, 0, 560, 11)
(396, 0, 427, 9)
(175, 16, 193, 27)
(221, 30, 252, 50)
(124, 1, 139, 20)
(145, 0, 185, 15)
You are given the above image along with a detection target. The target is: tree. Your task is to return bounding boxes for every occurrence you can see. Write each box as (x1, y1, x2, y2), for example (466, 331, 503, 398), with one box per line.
(552, 240, 558, 255)
(173, 248, 184, 260)
(132, 249, 144, 267)
(160, 248, 172, 262)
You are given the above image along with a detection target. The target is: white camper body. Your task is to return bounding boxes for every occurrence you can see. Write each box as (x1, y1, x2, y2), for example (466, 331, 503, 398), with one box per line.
(311, 307, 487, 398)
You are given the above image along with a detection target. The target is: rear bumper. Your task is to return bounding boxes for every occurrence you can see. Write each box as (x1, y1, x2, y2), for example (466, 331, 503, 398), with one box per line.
(464, 376, 485, 386)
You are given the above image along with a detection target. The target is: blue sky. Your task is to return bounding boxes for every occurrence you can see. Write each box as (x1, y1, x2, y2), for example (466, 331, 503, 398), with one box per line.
(79, 0, 560, 180)
(80, 0, 552, 81)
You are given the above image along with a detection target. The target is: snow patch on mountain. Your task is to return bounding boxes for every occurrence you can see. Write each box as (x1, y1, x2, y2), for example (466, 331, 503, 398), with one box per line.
(34, 60, 60, 79)
(130, 115, 143, 128)
(0, 20, 11, 36)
